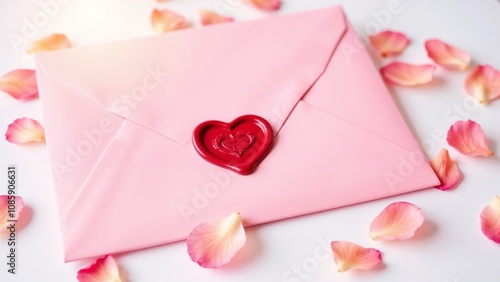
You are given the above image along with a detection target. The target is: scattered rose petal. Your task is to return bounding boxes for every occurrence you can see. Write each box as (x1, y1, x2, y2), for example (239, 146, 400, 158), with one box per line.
(248, 0, 281, 11)
(430, 148, 461, 191)
(464, 65, 500, 104)
(27, 34, 70, 54)
(369, 202, 424, 241)
(77, 255, 123, 282)
(187, 212, 246, 268)
(0, 69, 38, 100)
(425, 39, 471, 70)
(0, 196, 24, 233)
(369, 30, 409, 58)
(330, 241, 382, 272)
(151, 8, 185, 33)
(199, 10, 234, 26)
(5, 118, 45, 144)
(447, 120, 493, 157)
(480, 196, 500, 244)
(381, 62, 436, 86)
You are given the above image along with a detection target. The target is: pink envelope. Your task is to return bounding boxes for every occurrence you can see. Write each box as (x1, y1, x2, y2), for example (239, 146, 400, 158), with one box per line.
(36, 6, 439, 262)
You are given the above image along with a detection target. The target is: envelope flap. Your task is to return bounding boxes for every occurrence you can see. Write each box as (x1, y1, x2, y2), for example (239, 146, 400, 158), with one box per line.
(35, 7, 346, 147)
(35, 62, 126, 219)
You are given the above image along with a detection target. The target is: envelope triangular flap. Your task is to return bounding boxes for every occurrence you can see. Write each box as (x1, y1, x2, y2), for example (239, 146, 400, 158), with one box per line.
(36, 63, 125, 219)
(35, 7, 347, 147)
(302, 18, 421, 152)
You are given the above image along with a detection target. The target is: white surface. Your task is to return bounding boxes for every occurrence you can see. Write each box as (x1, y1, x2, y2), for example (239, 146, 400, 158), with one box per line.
(0, 0, 499, 281)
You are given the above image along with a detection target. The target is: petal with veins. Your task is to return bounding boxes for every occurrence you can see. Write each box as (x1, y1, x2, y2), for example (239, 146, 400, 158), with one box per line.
(430, 148, 461, 191)
(425, 39, 471, 70)
(331, 241, 382, 272)
(369, 202, 424, 241)
(5, 118, 45, 144)
(447, 120, 493, 157)
(465, 65, 500, 104)
(187, 212, 246, 268)
(381, 62, 436, 86)
(0, 69, 38, 100)
(369, 30, 409, 57)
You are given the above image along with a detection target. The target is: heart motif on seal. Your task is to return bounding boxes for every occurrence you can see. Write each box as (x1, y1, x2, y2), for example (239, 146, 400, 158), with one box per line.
(192, 115, 274, 175)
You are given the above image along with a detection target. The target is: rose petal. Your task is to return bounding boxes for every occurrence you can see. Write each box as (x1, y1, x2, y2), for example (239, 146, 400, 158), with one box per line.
(26, 34, 71, 54)
(480, 196, 500, 244)
(249, 0, 281, 11)
(381, 62, 436, 86)
(464, 65, 500, 104)
(0, 69, 38, 100)
(199, 10, 234, 26)
(369, 202, 424, 241)
(430, 148, 461, 191)
(0, 196, 24, 233)
(187, 212, 246, 268)
(369, 30, 409, 58)
(77, 255, 123, 282)
(425, 39, 471, 70)
(330, 241, 382, 272)
(151, 8, 185, 33)
(447, 120, 493, 157)
(5, 118, 45, 144)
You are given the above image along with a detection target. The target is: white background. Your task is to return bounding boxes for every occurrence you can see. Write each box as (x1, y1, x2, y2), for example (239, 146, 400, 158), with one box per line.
(1, 0, 500, 281)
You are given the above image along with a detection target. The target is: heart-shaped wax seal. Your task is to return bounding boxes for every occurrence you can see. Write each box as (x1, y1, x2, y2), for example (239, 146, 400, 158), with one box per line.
(193, 115, 274, 175)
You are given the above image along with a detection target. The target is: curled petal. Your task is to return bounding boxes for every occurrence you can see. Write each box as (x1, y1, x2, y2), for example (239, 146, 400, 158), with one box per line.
(5, 118, 45, 144)
(0, 196, 24, 233)
(480, 196, 500, 244)
(199, 10, 234, 26)
(447, 120, 493, 157)
(425, 39, 471, 70)
(369, 30, 409, 58)
(27, 34, 71, 54)
(249, 0, 281, 11)
(465, 65, 500, 104)
(430, 148, 461, 191)
(77, 255, 123, 282)
(187, 212, 246, 268)
(330, 241, 382, 272)
(369, 202, 424, 241)
(381, 62, 436, 86)
(151, 8, 185, 33)
(0, 69, 38, 100)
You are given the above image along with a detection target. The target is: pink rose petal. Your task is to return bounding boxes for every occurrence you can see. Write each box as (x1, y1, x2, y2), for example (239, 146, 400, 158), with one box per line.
(77, 255, 123, 282)
(465, 65, 500, 104)
(381, 62, 436, 86)
(27, 33, 71, 54)
(447, 120, 493, 157)
(249, 0, 281, 11)
(0, 195, 24, 233)
(425, 39, 471, 70)
(430, 148, 461, 191)
(0, 69, 38, 100)
(369, 202, 424, 241)
(199, 10, 234, 26)
(369, 30, 409, 58)
(187, 212, 246, 268)
(151, 8, 186, 33)
(5, 118, 45, 144)
(480, 196, 500, 244)
(330, 241, 382, 272)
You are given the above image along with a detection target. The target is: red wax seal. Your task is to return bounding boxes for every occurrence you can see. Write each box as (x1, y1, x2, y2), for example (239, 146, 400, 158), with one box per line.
(192, 115, 274, 175)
